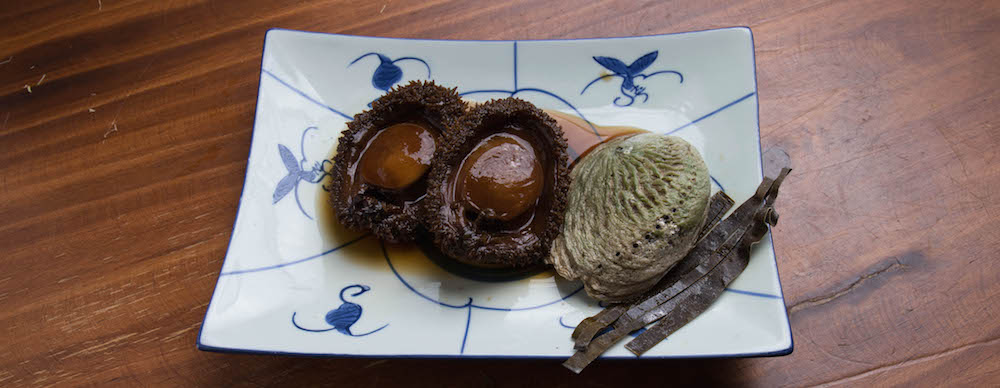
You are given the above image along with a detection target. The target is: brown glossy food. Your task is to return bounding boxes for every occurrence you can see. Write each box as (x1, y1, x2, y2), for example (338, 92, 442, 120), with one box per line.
(426, 98, 570, 267)
(457, 133, 544, 222)
(330, 81, 467, 242)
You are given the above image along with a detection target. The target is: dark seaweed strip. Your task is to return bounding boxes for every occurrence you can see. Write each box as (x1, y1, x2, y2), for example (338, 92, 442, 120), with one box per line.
(571, 304, 626, 350)
(763, 169, 791, 209)
(562, 168, 791, 373)
(638, 191, 738, 302)
(563, 321, 635, 373)
(563, 205, 759, 372)
(562, 225, 751, 373)
(624, 169, 788, 354)
(621, 177, 778, 322)
(697, 191, 736, 242)
(626, 222, 751, 327)
(566, 187, 765, 357)
(625, 248, 746, 355)
(570, 192, 736, 350)
(625, 205, 779, 355)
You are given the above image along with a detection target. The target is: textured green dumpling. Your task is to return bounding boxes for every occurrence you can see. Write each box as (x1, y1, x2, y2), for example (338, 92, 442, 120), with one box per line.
(548, 133, 711, 302)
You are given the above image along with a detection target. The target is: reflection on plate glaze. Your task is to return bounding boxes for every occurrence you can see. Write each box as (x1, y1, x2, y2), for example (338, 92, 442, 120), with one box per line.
(291, 284, 388, 336)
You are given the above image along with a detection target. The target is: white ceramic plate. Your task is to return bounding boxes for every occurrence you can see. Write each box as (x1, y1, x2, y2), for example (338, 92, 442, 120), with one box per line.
(198, 27, 793, 359)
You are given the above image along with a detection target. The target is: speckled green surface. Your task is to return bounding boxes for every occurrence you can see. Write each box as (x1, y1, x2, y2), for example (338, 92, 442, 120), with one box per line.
(549, 133, 710, 302)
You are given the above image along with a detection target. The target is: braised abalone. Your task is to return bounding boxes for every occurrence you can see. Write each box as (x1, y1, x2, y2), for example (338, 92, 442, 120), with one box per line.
(425, 98, 570, 267)
(330, 81, 466, 242)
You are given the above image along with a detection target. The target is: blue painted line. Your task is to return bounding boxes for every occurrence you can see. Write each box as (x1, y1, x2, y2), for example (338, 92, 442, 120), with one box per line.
(458, 88, 601, 139)
(471, 286, 582, 311)
(291, 312, 337, 332)
(458, 89, 515, 96)
(725, 288, 783, 299)
(457, 88, 581, 161)
(349, 323, 389, 337)
(513, 41, 518, 90)
(220, 233, 369, 276)
(382, 241, 583, 311)
(580, 74, 616, 95)
(642, 70, 684, 84)
(517, 88, 601, 138)
(292, 184, 312, 220)
(392, 57, 432, 78)
(461, 302, 473, 354)
(710, 175, 726, 193)
(348, 52, 381, 67)
(382, 242, 476, 309)
(261, 69, 354, 120)
(559, 315, 647, 338)
(299, 126, 318, 166)
(666, 91, 756, 135)
(566, 143, 580, 162)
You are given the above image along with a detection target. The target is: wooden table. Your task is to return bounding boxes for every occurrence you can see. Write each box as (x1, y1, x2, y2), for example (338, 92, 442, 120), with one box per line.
(2, 0, 998, 386)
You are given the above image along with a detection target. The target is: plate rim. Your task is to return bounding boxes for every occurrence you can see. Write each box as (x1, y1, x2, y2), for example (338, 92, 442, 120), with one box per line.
(197, 25, 794, 359)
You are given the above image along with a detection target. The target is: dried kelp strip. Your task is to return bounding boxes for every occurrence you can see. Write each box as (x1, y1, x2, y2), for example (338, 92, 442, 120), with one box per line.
(562, 223, 751, 373)
(569, 192, 739, 352)
(620, 180, 776, 321)
(563, 318, 638, 373)
(697, 191, 736, 242)
(562, 168, 791, 373)
(627, 184, 783, 354)
(570, 192, 735, 351)
(625, 204, 780, 355)
(662, 192, 736, 282)
(571, 304, 626, 350)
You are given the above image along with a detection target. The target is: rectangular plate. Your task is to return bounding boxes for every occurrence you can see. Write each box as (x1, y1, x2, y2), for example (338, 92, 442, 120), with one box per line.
(198, 27, 793, 358)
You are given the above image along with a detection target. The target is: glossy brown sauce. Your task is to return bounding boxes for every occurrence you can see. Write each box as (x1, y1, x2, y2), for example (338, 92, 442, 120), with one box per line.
(358, 123, 436, 190)
(343, 118, 440, 207)
(544, 110, 647, 165)
(439, 125, 550, 258)
(457, 131, 544, 222)
(318, 153, 553, 281)
(321, 108, 648, 279)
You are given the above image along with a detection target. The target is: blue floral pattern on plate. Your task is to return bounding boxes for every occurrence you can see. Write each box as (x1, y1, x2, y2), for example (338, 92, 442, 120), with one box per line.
(199, 27, 792, 359)
(291, 284, 388, 336)
(349, 52, 431, 91)
(272, 126, 334, 220)
(251, 43, 771, 352)
(581, 51, 683, 107)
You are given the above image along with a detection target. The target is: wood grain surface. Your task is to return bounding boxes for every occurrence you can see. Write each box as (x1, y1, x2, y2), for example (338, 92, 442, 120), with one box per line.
(2, 0, 998, 386)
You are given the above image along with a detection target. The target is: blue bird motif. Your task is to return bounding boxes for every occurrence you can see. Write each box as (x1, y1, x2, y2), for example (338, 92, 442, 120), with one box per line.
(349, 52, 431, 91)
(272, 126, 335, 220)
(580, 51, 684, 107)
(291, 284, 389, 337)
